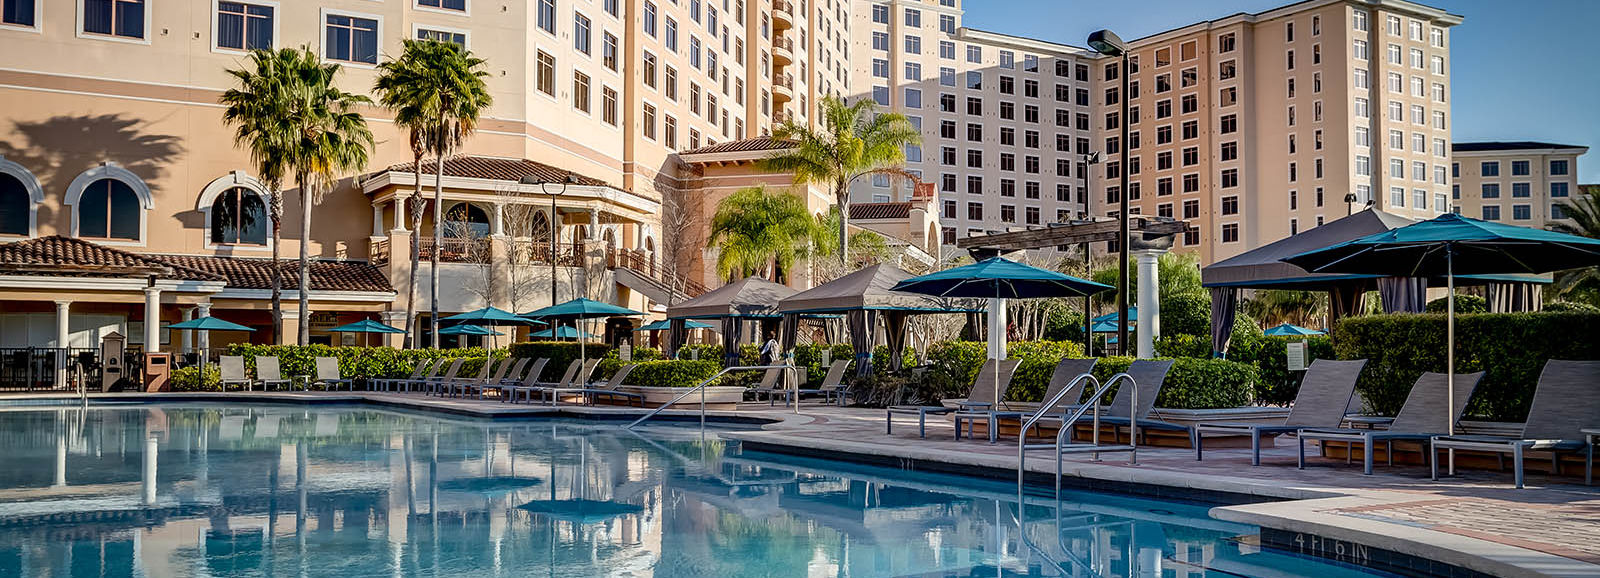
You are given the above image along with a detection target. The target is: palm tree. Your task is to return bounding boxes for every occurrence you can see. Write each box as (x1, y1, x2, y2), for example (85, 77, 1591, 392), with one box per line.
(374, 40, 493, 348)
(1550, 192, 1600, 299)
(707, 186, 815, 282)
(762, 96, 919, 266)
(278, 48, 374, 345)
(220, 49, 300, 344)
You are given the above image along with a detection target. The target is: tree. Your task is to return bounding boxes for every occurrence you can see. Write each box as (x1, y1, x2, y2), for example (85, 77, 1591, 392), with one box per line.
(374, 39, 493, 347)
(1550, 192, 1600, 301)
(277, 47, 373, 345)
(657, 187, 702, 304)
(220, 49, 296, 343)
(762, 96, 919, 266)
(707, 186, 815, 282)
(809, 207, 896, 283)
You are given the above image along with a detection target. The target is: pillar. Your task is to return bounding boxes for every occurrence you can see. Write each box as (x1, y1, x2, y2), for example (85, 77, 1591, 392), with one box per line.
(143, 287, 162, 353)
(142, 436, 158, 505)
(54, 300, 70, 348)
(281, 308, 305, 346)
(380, 311, 408, 348)
(179, 307, 195, 355)
(196, 303, 212, 353)
(1134, 249, 1162, 359)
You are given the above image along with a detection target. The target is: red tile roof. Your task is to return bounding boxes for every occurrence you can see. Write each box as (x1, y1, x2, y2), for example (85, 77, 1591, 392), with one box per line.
(158, 255, 394, 293)
(0, 236, 221, 281)
(380, 155, 610, 187)
(849, 202, 912, 221)
(679, 137, 797, 156)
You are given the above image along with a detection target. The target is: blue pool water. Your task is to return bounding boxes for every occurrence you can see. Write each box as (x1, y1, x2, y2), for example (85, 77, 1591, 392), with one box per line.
(0, 404, 1396, 577)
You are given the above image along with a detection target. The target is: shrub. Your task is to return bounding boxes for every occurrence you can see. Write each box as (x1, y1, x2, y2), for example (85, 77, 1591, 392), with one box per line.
(870, 344, 917, 375)
(793, 343, 856, 385)
(170, 365, 221, 391)
(223, 344, 498, 383)
(1154, 334, 1210, 359)
(623, 359, 723, 388)
(1087, 356, 1257, 409)
(508, 341, 613, 382)
(918, 340, 1084, 404)
(1334, 311, 1600, 421)
(1542, 301, 1599, 313)
(595, 347, 665, 380)
(1425, 293, 1489, 314)
(1161, 291, 1212, 337)
(1226, 335, 1335, 406)
(677, 343, 723, 362)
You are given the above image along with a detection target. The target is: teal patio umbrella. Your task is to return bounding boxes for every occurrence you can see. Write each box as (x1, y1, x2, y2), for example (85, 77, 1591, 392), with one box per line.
(530, 326, 599, 339)
(634, 320, 713, 332)
(1091, 320, 1120, 333)
(328, 319, 406, 347)
(439, 325, 504, 336)
(1092, 306, 1138, 325)
(522, 298, 643, 362)
(167, 317, 254, 369)
(1263, 323, 1324, 337)
(1284, 212, 1600, 465)
(894, 257, 1113, 403)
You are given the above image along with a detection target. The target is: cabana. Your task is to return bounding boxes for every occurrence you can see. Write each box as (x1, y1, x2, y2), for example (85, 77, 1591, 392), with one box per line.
(777, 264, 979, 375)
(666, 276, 798, 365)
(1203, 208, 1546, 356)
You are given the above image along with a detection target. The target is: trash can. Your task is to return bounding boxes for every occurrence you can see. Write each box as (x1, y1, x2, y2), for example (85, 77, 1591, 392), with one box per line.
(143, 352, 171, 393)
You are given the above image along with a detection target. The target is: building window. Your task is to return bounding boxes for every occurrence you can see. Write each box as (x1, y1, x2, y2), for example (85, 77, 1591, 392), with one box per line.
(1553, 204, 1570, 220)
(416, 27, 466, 46)
(537, 0, 556, 33)
(209, 187, 267, 245)
(1221, 195, 1239, 215)
(0, 170, 33, 236)
(84, 0, 145, 39)
(1482, 183, 1500, 199)
(535, 50, 556, 95)
(217, 2, 274, 51)
(417, 0, 466, 11)
(1481, 205, 1500, 221)
(1551, 159, 1570, 176)
(443, 203, 490, 238)
(1481, 161, 1499, 177)
(1221, 223, 1239, 243)
(2, 0, 36, 27)
(602, 86, 618, 125)
(573, 71, 591, 112)
(325, 13, 379, 64)
(1512, 182, 1531, 198)
(1552, 182, 1570, 198)
(76, 178, 141, 240)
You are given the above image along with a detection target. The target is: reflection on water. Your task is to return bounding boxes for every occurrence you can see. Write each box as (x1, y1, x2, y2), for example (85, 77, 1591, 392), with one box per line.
(0, 405, 1386, 577)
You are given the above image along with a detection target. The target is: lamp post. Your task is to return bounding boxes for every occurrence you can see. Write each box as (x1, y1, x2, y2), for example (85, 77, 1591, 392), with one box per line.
(1344, 192, 1359, 216)
(521, 175, 578, 336)
(1081, 151, 1102, 356)
(1088, 29, 1131, 356)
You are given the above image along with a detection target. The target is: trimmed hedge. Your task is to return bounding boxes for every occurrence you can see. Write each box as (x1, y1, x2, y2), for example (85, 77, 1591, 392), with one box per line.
(794, 343, 857, 385)
(919, 340, 1085, 404)
(170, 365, 221, 391)
(1425, 293, 1488, 314)
(223, 344, 498, 382)
(508, 341, 614, 382)
(1334, 312, 1600, 421)
(625, 359, 723, 388)
(595, 347, 665, 380)
(1088, 356, 1258, 409)
(1226, 335, 1335, 406)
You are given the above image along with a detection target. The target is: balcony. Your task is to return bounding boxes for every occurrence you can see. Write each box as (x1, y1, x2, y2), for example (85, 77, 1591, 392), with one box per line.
(773, 36, 794, 66)
(773, 74, 794, 103)
(772, 0, 794, 30)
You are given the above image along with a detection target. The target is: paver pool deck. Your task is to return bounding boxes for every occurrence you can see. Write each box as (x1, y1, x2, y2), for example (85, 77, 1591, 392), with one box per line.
(9, 391, 1598, 578)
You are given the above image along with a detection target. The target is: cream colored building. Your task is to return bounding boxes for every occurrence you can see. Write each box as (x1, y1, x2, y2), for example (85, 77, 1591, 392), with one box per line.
(1450, 141, 1587, 229)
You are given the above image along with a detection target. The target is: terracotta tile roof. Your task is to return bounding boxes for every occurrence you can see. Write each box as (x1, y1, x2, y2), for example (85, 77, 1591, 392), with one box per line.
(0, 236, 221, 281)
(157, 255, 394, 293)
(679, 137, 797, 156)
(380, 155, 610, 187)
(849, 202, 912, 221)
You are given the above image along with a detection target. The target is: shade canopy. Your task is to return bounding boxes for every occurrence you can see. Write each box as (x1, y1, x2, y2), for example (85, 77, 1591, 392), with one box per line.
(891, 257, 1113, 299)
(443, 307, 541, 326)
(1283, 212, 1600, 277)
(1204, 208, 1418, 289)
(1263, 323, 1325, 336)
(667, 276, 798, 319)
(167, 316, 254, 332)
(1091, 320, 1120, 333)
(438, 325, 504, 336)
(327, 319, 406, 334)
(522, 298, 642, 320)
(531, 326, 599, 339)
(778, 263, 981, 314)
(635, 319, 713, 332)
(1092, 306, 1138, 324)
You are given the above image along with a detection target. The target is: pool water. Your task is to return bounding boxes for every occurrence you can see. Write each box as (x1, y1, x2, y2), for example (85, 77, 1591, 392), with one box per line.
(0, 404, 1394, 577)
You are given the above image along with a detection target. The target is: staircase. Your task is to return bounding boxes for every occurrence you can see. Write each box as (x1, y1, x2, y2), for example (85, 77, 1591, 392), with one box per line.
(609, 249, 708, 304)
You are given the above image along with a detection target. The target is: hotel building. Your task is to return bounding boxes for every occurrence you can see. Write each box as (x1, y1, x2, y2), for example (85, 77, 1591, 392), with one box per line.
(1450, 141, 1587, 230)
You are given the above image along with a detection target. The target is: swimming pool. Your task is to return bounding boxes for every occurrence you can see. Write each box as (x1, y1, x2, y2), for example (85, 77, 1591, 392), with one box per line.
(0, 404, 1396, 577)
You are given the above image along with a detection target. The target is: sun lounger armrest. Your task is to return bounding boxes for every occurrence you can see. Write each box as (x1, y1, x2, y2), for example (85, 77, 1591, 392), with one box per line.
(1343, 415, 1395, 429)
(954, 401, 992, 410)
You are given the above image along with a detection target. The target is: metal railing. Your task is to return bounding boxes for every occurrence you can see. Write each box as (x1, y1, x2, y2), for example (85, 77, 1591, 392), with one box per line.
(417, 237, 490, 263)
(624, 364, 796, 429)
(0, 348, 101, 392)
(1015, 372, 1140, 501)
(608, 248, 709, 297)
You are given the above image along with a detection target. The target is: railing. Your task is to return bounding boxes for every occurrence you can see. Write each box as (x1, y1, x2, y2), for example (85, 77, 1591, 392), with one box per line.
(369, 238, 390, 266)
(609, 248, 709, 297)
(774, 37, 794, 54)
(1015, 372, 1139, 502)
(624, 364, 796, 429)
(417, 237, 491, 264)
(0, 348, 102, 392)
(775, 74, 794, 89)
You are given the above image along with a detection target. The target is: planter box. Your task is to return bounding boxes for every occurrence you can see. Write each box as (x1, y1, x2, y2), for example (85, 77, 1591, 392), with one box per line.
(616, 385, 746, 410)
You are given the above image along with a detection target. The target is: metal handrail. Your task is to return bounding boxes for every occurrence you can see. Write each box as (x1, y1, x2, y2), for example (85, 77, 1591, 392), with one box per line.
(624, 364, 796, 429)
(1015, 373, 1099, 497)
(1053, 373, 1138, 497)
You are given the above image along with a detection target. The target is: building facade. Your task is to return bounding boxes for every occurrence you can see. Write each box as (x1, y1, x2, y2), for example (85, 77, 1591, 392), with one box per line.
(1450, 142, 1587, 229)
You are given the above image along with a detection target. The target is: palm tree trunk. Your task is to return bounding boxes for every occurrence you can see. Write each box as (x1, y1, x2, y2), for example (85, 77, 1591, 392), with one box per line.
(269, 190, 283, 344)
(836, 178, 849, 266)
(297, 174, 313, 346)
(403, 155, 422, 349)
(429, 150, 444, 348)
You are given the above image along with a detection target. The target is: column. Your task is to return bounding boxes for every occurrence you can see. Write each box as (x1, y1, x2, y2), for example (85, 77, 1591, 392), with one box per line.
(196, 303, 212, 353)
(54, 300, 70, 348)
(491, 202, 505, 236)
(281, 308, 304, 346)
(394, 196, 411, 231)
(986, 297, 1008, 404)
(143, 287, 162, 353)
(1134, 250, 1162, 359)
(179, 307, 195, 355)
(380, 311, 408, 348)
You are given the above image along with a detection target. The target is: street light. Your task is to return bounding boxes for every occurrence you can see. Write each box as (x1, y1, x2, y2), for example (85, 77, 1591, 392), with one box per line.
(520, 174, 579, 318)
(1088, 28, 1131, 355)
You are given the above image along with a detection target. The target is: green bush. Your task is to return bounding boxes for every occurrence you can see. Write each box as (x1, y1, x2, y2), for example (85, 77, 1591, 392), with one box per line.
(1087, 356, 1257, 409)
(1161, 291, 1212, 337)
(1154, 334, 1211, 358)
(1334, 312, 1600, 421)
(1542, 301, 1599, 313)
(223, 344, 498, 383)
(1226, 335, 1335, 406)
(595, 347, 665, 380)
(623, 359, 723, 387)
(916, 340, 1083, 404)
(793, 343, 856, 385)
(170, 365, 221, 391)
(508, 341, 613, 382)
(870, 344, 917, 375)
(1426, 293, 1489, 314)
(676, 343, 723, 362)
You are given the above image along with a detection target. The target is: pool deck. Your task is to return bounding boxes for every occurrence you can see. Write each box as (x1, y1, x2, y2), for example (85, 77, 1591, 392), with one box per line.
(12, 390, 1599, 578)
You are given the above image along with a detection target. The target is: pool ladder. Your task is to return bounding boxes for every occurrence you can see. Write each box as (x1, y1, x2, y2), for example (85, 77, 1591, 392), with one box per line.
(624, 364, 798, 429)
(1015, 372, 1140, 501)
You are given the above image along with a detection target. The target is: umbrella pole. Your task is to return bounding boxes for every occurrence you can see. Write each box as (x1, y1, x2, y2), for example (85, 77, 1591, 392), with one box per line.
(1446, 249, 1456, 476)
(991, 284, 1003, 406)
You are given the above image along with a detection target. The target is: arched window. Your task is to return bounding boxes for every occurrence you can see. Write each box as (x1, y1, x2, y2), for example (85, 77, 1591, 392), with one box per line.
(78, 178, 140, 240)
(211, 187, 268, 245)
(444, 203, 490, 238)
(530, 211, 551, 243)
(0, 173, 30, 236)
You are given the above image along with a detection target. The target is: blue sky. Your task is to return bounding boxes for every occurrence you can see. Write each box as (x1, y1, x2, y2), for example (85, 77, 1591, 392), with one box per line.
(962, 0, 1599, 183)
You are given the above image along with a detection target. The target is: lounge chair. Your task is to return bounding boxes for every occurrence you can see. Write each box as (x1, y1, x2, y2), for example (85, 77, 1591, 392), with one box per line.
(311, 357, 352, 391)
(497, 358, 530, 388)
(509, 359, 582, 403)
(538, 359, 602, 404)
(1297, 371, 1485, 474)
(956, 358, 1099, 443)
(394, 358, 447, 393)
(441, 357, 494, 397)
(375, 359, 433, 392)
(422, 359, 465, 395)
(546, 363, 643, 406)
(1082, 360, 1177, 444)
(493, 358, 550, 403)
(886, 359, 1022, 439)
(459, 358, 516, 399)
(750, 368, 790, 406)
(1192, 359, 1368, 465)
(816, 360, 854, 405)
(219, 356, 252, 391)
(253, 356, 295, 391)
(1429, 360, 1600, 489)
